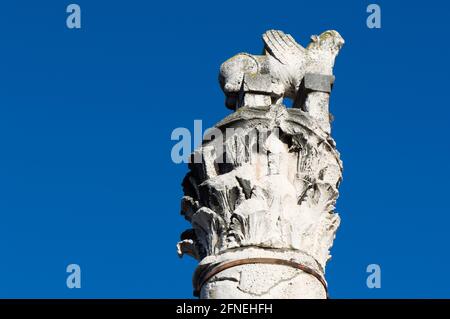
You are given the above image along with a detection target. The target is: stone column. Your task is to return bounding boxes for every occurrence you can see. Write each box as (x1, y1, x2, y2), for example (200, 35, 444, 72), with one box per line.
(177, 29, 344, 299)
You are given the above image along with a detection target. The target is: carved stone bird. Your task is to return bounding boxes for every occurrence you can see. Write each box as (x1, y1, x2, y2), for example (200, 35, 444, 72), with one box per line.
(219, 30, 344, 109)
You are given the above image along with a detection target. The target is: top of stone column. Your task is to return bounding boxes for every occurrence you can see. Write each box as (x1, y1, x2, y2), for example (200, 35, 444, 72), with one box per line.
(178, 29, 345, 298)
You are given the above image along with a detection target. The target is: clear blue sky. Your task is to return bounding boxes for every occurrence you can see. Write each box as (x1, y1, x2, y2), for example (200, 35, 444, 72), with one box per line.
(0, 0, 449, 298)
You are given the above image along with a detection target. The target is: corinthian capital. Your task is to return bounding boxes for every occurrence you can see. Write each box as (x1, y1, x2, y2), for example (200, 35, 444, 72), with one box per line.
(178, 29, 344, 299)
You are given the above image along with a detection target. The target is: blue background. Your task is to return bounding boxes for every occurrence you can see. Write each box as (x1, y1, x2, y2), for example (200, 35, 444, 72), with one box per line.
(0, 0, 449, 298)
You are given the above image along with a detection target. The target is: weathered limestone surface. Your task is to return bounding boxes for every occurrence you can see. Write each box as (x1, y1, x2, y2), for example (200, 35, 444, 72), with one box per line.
(178, 30, 344, 299)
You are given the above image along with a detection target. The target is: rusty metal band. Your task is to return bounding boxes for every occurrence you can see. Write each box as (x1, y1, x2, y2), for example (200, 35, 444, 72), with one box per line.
(193, 257, 328, 297)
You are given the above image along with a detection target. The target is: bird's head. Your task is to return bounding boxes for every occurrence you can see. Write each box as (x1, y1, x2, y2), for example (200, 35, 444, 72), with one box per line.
(308, 30, 345, 56)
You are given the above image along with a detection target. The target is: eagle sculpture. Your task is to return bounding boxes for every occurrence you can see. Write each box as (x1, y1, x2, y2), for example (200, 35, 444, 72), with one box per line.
(219, 30, 344, 110)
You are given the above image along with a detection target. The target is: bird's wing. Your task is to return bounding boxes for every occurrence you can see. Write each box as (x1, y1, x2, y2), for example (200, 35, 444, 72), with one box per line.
(262, 30, 305, 65)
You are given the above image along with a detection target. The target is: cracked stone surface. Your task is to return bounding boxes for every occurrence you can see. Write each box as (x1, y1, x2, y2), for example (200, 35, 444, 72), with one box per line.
(177, 29, 344, 299)
(202, 264, 325, 299)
